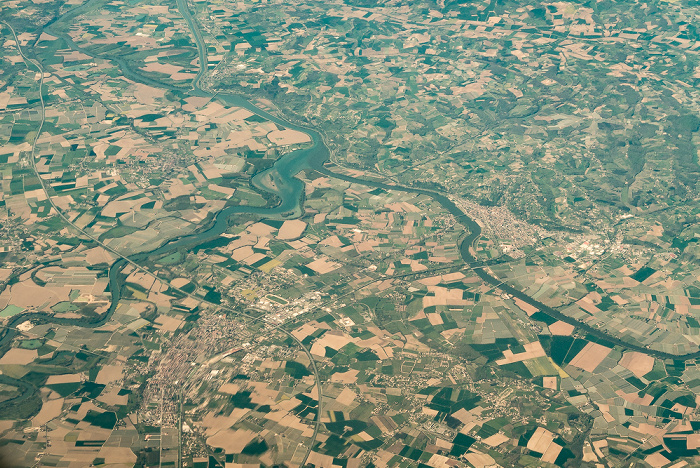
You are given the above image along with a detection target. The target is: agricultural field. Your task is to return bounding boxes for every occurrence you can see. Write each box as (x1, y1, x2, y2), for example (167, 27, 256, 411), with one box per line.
(0, 0, 700, 466)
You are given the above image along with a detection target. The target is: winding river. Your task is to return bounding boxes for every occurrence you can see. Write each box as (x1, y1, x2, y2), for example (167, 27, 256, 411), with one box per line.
(3, 49, 700, 366)
(2, 0, 699, 424)
(109, 97, 700, 362)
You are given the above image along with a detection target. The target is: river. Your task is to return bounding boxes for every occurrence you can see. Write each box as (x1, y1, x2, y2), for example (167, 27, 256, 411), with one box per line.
(113, 95, 700, 362)
(1, 0, 699, 421)
(2, 76, 699, 371)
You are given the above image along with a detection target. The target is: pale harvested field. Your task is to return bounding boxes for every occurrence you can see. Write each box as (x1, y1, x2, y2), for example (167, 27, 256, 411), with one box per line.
(335, 388, 357, 406)
(61, 50, 91, 61)
(309, 343, 327, 357)
(259, 359, 281, 369)
(166, 180, 195, 199)
(179, 296, 200, 310)
(59, 451, 98, 465)
(225, 234, 257, 252)
(541, 442, 563, 464)
(42, 425, 73, 455)
(385, 201, 422, 213)
(320, 235, 344, 248)
(0, 420, 13, 433)
(645, 452, 671, 468)
(243, 252, 267, 265)
(193, 97, 226, 117)
(46, 373, 82, 384)
(568, 343, 612, 373)
(292, 323, 317, 341)
(687, 433, 700, 450)
(311, 333, 352, 352)
(441, 328, 465, 341)
(307, 452, 334, 468)
(356, 335, 386, 348)
(426, 454, 450, 467)
(32, 397, 64, 427)
(330, 369, 359, 384)
(267, 128, 310, 145)
(404, 334, 431, 352)
(155, 314, 183, 332)
(76, 423, 113, 442)
(367, 345, 390, 360)
(84, 247, 115, 265)
(207, 428, 256, 453)
(133, 83, 165, 105)
(450, 408, 477, 426)
(231, 246, 255, 261)
(409, 310, 427, 321)
(629, 422, 669, 441)
(483, 433, 509, 447)
(246, 222, 276, 237)
(265, 411, 310, 433)
(430, 286, 465, 302)
(201, 408, 249, 436)
(619, 352, 655, 378)
(527, 426, 555, 453)
(618, 265, 635, 276)
(218, 383, 240, 395)
(514, 297, 538, 316)
(418, 275, 443, 286)
(464, 450, 497, 468)
(277, 219, 307, 240)
(98, 447, 137, 466)
(255, 237, 270, 250)
(269, 398, 298, 413)
(95, 364, 124, 385)
(428, 256, 452, 263)
(0, 348, 38, 365)
(125, 270, 155, 291)
(371, 416, 398, 434)
(427, 313, 443, 326)
(248, 382, 279, 405)
(3, 281, 69, 308)
(577, 294, 602, 314)
(101, 198, 143, 218)
(440, 272, 465, 282)
(201, 164, 224, 179)
(616, 389, 654, 406)
(140, 62, 183, 75)
(543, 376, 558, 390)
(208, 184, 235, 198)
(97, 388, 128, 406)
(611, 295, 628, 305)
(185, 97, 215, 113)
(307, 258, 341, 274)
(549, 321, 575, 336)
(496, 341, 546, 365)
(171, 277, 191, 288)
(423, 287, 467, 307)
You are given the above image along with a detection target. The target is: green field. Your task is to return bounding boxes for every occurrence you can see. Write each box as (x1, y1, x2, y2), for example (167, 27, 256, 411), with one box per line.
(0, 305, 23, 318)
